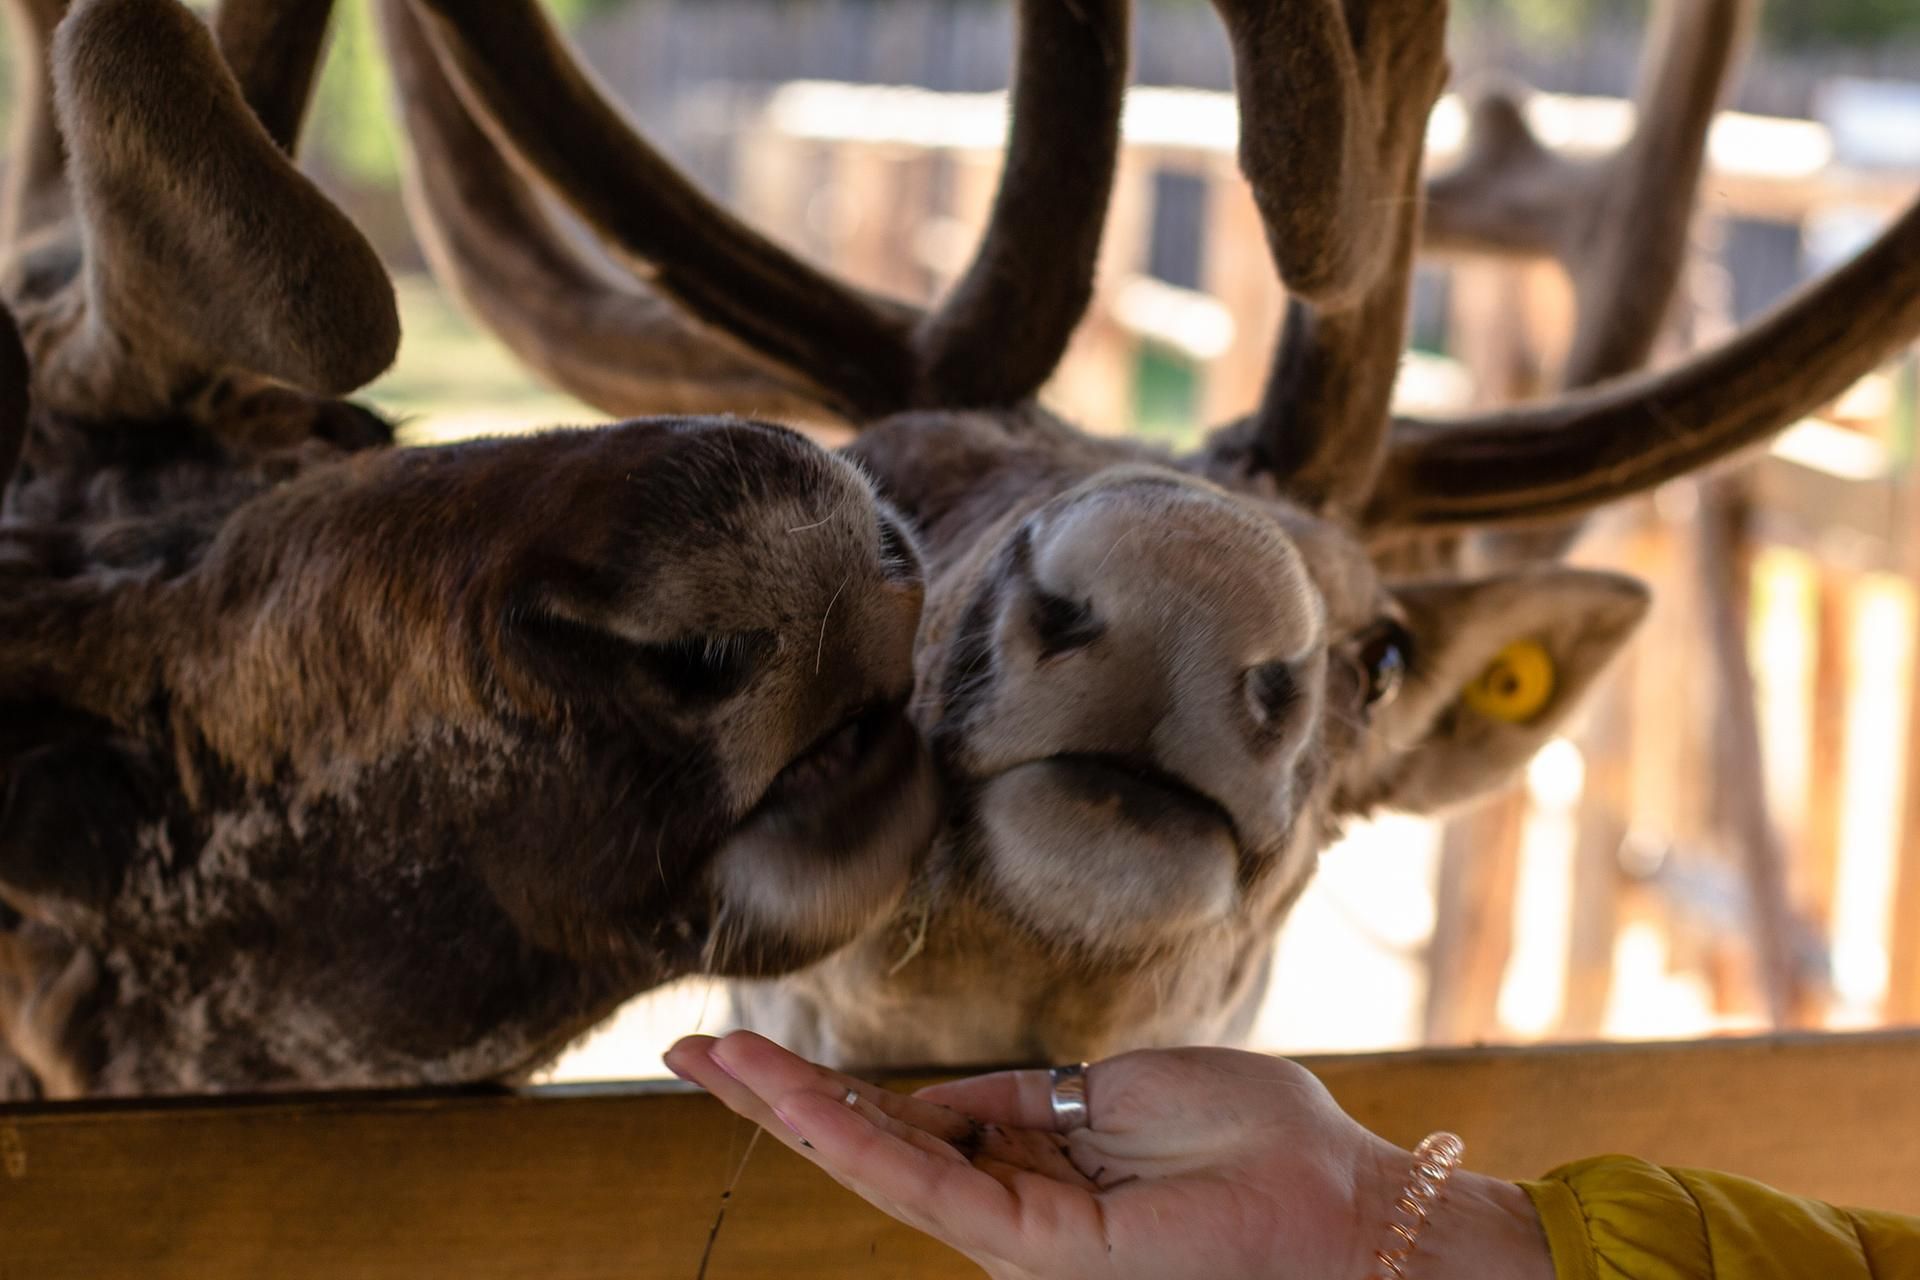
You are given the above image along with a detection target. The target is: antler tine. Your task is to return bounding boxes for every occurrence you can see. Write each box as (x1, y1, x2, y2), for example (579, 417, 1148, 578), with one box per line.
(17, 0, 398, 422)
(1202, 0, 1449, 513)
(212, 0, 338, 156)
(378, 0, 833, 423)
(1367, 195, 1920, 530)
(1209, 1, 1433, 307)
(910, 0, 1129, 407)
(0, 0, 72, 254)
(1427, 0, 1755, 388)
(401, 0, 1128, 418)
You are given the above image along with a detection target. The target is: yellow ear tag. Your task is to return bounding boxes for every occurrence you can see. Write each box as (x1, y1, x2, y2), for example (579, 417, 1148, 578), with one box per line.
(1462, 640, 1555, 724)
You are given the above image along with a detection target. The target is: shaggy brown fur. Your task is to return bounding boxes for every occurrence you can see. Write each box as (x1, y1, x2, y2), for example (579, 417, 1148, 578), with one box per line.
(0, 0, 937, 1096)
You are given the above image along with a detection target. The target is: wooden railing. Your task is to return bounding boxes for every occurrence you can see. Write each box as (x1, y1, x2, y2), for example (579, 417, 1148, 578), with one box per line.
(3, 1031, 1917, 1277)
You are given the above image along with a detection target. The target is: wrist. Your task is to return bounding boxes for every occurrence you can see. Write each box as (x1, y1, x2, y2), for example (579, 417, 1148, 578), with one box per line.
(1350, 1142, 1553, 1280)
(1412, 1171, 1554, 1280)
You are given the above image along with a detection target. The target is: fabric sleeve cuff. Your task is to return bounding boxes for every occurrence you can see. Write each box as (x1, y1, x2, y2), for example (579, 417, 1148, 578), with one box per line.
(1518, 1176, 1599, 1280)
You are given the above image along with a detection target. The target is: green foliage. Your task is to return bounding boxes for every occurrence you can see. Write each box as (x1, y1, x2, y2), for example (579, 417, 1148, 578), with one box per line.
(309, 0, 396, 185)
(547, 0, 634, 21)
(1451, 0, 1920, 45)
(303, 0, 626, 186)
(1765, 0, 1920, 45)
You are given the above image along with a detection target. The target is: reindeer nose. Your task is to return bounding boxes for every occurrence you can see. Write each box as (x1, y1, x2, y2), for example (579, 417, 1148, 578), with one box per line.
(991, 477, 1321, 821)
(1018, 477, 1308, 657)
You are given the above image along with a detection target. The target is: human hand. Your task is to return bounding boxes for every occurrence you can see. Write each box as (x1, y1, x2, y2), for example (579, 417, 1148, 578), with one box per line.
(665, 1031, 1552, 1280)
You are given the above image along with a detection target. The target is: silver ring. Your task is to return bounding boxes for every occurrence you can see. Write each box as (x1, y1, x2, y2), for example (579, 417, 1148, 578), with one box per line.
(1048, 1062, 1091, 1131)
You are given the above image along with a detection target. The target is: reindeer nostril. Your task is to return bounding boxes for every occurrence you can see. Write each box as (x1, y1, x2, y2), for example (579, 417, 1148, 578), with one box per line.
(1246, 660, 1300, 724)
(1029, 589, 1103, 660)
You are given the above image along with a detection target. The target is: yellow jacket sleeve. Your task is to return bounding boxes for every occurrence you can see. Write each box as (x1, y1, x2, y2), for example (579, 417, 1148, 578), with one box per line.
(1519, 1156, 1920, 1279)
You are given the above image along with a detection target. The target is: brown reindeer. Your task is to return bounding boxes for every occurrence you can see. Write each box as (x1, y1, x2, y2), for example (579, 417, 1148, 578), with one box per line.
(0, 0, 937, 1097)
(390, 0, 1920, 1067)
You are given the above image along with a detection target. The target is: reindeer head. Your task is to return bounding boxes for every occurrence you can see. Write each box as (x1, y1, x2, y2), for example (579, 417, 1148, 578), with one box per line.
(0, 0, 935, 1096)
(392, 0, 1920, 1065)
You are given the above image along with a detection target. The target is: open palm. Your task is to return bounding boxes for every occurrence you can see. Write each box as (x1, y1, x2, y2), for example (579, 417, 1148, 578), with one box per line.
(665, 1032, 1402, 1280)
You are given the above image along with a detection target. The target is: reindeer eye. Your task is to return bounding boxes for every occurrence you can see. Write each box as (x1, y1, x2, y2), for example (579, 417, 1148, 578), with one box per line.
(1356, 620, 1413, 708)
(1029, 589, 1102, 659)
(632, 632, 769, 701)
(518, 606, 770, 703)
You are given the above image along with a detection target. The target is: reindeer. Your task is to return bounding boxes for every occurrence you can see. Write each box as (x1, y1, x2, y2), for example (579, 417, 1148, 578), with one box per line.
(0, 0, 938, 1097)
(386, 0, 1920, 1069)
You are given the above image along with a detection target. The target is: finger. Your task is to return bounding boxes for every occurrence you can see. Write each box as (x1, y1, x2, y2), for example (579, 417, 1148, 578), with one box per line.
(665, 1034, 806, 1151)
(676, 1034, 1108, 1265)
(672, 1033, 968, 1168)
(775, 1083, 1046, 1256)
(708, 1031, 976, 1142)
(916, 1065, 1096, 1133)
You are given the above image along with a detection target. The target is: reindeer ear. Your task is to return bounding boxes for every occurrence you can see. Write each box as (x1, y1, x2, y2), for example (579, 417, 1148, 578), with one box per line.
(0, 705, 153, 915)
(1359, 569, 1649, 814)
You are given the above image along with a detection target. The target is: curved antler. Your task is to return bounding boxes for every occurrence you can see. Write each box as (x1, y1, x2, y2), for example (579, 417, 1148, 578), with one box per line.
(4, 0, 399, 424)
(1367, 194, 1920, 530)
(213, 0, 338, 156)
(378, 0, 838, 423)
(1427, 0, 1756, 388)
(907, 0, 1127, 407)
(393, 0, 1126, 419)
(1200, 0, 1449, 513)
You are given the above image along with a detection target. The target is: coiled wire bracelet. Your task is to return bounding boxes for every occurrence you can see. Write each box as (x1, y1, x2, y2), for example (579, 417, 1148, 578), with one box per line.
(1368, 1131, 1466, 1279)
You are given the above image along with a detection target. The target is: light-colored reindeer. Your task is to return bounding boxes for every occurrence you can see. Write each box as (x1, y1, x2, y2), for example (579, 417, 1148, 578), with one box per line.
(391, 0, 1920, 1068)
(0, 0, 936, 1097)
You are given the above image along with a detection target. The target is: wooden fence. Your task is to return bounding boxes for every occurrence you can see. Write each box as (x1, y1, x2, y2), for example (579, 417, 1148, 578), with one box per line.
(4, 1032, 1917, 1277)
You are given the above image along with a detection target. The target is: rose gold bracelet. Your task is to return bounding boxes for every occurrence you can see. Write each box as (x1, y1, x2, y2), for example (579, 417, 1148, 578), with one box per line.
(1368, 1131, 1465, 1279)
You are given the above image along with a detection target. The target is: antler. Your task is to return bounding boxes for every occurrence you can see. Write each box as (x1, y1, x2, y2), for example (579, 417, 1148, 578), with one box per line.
(0, 0, 398, 424)
(1201, 0, 1450, 513)
(1427, 0, 1755, 387)
(389, 0, 1127, 419)
(212, 0, 338, 155)
(378, 0, 831, 422)
(1367, 194, 1920, 529)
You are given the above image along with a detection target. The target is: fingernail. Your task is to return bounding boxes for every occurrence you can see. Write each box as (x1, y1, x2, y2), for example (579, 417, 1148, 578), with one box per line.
(664, 1061, 692, 1082)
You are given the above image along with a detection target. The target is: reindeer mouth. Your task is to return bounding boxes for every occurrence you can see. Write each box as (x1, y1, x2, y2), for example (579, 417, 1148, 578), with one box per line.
(732, 703, 935, 846)
(968, 754, 1243, 950)
(755, 706, 909, 819)
(707, 705, 938, 966)
(1037, 754, 1239, 844)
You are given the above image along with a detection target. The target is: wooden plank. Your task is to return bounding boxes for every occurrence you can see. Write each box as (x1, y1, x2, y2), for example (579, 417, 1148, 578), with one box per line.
(1197, 170, 1283, 424)
(1893, 823, 1920, 1024)
(1423, 787, 1529, 1045)
(3, 1034, 1918, 1278)
(1891, 471, 1920, 1024)
(1049, 150, 1152, 434)
(1698, 478, 1810, 1026)
(1803, 567, 1852, 932)
(1560, 673, 1629, 1038)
